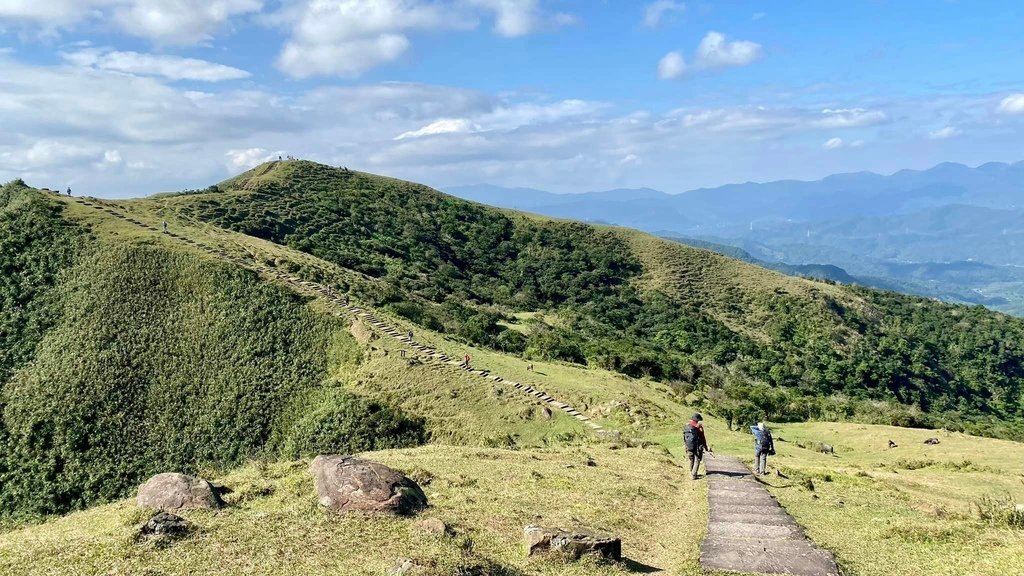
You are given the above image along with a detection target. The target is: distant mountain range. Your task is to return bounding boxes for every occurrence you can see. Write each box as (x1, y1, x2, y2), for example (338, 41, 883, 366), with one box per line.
(446, 160, 1024, 314)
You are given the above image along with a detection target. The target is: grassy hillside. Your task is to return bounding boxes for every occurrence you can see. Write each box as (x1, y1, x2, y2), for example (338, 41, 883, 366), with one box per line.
(0, 180, 589, 521)
(1, 174, 1022, 574)
(3, 419, 1022, 576)
(136, 161, 1024, 439)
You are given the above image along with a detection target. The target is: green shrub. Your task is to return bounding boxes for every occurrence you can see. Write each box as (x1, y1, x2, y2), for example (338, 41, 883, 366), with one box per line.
(278, 390, 426, 459)
(974, 494, 1024, 529)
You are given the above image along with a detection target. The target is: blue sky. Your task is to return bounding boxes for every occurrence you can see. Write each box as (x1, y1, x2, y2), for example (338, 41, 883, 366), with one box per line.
(0, 1, 1022, 197)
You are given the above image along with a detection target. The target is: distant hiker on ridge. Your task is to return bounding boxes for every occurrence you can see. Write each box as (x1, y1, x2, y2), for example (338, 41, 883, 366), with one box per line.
(66, 187, 72, 196)
(683, 414, 712, 480)
(750, 422, 775, 475)
(162, 220, 168, 234)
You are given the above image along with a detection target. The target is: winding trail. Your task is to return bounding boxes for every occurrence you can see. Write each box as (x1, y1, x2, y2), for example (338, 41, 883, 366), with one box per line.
(69, 197, 609, 436)
(700, 456, 839, 576)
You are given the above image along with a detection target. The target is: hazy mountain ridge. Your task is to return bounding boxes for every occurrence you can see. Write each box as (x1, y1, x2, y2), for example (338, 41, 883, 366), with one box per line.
(445, 160, 1024, 313)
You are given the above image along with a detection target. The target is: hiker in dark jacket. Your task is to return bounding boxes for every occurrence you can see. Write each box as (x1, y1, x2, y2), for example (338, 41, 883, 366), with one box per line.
(750, 422, 775, 475)
(683, 414, 712, 480)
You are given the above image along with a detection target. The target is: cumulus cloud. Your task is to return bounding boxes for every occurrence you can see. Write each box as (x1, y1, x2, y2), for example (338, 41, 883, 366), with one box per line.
(273, 0, 471, 78)
(694, 31, 762, 69)
(657, 51, 686, 80)
(61, 49, 250, 81)
(998, 94, 1024, 115)
(823, 137, 844, 149)
(928, 126, 961, 140)
(0, 0, 262, 44)
(274, 0, 573, 78)
(643, 0, 684, 27)
(469, 0, 574, 37)
(112, 0, 262, 44)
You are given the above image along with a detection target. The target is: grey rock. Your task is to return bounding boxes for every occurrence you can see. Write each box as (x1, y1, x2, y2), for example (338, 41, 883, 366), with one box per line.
(817, 442, 834, 454)
(136, 512, 191, 544)
(523, 525, 621, 560)
(310, 455, 427, 515)
(136, 473, 224, 512)
(388, 558, 417, 575)
(417, 517, 453, 537)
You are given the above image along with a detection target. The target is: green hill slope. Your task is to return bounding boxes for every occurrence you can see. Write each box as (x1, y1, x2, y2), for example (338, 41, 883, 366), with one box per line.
(1, 177, 592, 520)
(2, 173, 1024, 575)
(139, 161, 1023, 438)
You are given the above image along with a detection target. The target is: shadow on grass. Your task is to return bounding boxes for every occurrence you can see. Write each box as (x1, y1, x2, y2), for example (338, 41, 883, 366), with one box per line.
(622, 557, 663, 573)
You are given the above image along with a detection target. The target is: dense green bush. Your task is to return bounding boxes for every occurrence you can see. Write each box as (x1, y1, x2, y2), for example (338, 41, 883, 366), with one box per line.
(0, 204, 424, 518)
(277, 390, 427, 459)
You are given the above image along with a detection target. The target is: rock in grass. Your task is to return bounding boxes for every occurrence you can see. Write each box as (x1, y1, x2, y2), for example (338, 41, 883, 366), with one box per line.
(136, 473, 224, 512)
(136, 512, 192, 544)
(417, 517, 454, 537)
(523, 525, 621, 560)
(310, 455, 427, 515)
(389, 558, 418, 575)
(817, 442, 835, 454)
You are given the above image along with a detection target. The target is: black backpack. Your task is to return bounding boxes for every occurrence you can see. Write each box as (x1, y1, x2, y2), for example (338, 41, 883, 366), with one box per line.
(759, 430, 773, 450)
(683, 424, 698, 451)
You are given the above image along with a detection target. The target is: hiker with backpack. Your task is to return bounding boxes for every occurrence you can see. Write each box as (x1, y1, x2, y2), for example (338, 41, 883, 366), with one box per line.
(683, 414, 712, 480)
(750, 422, 775, 475)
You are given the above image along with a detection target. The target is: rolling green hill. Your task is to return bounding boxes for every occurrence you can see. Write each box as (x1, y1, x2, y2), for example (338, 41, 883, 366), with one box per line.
(2, 167, 1024, 575)
(141, 161, 1023, 439)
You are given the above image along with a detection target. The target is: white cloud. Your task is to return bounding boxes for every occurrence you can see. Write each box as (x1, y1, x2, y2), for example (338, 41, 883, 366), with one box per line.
(814, 108, 888, 129)
(225, 148, 284, 170)
(274, 0, 574, 78)
(928, 126, 961, 140)
(112, 0, 262, 45)
(823, 137, 844, 149)
(0, 0, 262, 44)
(274, 0, 472, 78)
(657, 50, 686, 80)
(997, 94, 1024, 115)
(694, 31, 762, 69)
(0, 140, 102, 171)
(469, 0, 573, 37)
(61, 49, 250, 81)
(0, 0, 116, 27)
(396, 118, 478, 139)
(0, 55, 298, 145)
(643, 0, 684, 27)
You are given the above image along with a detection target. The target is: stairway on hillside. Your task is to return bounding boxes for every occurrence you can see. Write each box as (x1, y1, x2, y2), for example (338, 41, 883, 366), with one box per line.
(700, 456, 839, 576)
(70, 197, 610, 437)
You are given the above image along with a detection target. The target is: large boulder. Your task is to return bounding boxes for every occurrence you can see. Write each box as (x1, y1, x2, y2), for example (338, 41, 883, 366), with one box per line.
(310, 455, 427, 515)
(523, 525, 621, 560)
(136, 473, 224, 512)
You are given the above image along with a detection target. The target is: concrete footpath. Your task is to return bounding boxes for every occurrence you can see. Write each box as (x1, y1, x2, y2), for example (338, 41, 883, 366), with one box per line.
(699, 456, 839, 576)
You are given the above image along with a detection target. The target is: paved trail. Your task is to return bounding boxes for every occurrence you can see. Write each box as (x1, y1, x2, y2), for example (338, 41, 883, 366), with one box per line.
(70, 197, 609, 437)
(700, 456, 839, 576)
